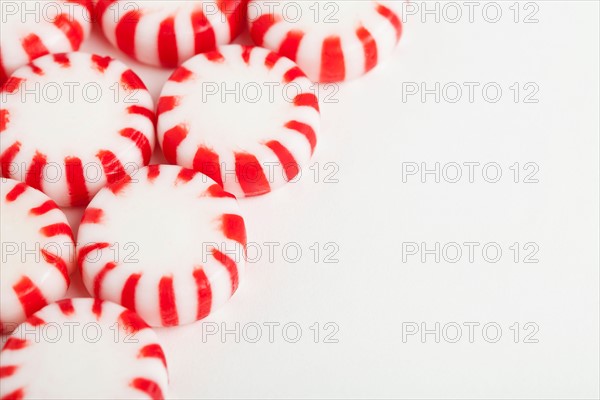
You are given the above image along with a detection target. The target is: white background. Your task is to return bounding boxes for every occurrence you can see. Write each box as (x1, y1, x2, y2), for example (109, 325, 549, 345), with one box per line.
(9, 0, 600, 398)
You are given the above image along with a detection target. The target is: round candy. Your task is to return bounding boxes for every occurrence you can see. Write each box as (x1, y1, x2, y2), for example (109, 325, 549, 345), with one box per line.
(96, 0, 247, 67)
(248, 0, 403, 82)
(157, 45, 320, 197)
(0, 0, 92, 84)
(0, 298, 169, 399)
(0, 178, 74, 333)
(0, 52, 155, 207)
(77, 165, 247, 327)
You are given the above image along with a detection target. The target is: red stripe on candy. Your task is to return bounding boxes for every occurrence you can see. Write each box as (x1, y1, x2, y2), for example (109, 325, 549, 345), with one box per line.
(109, 175, 131, 195)
(65, 156, 89, 206)
(116, 10, 141, 58)
(120, 128, 152, 165)
(52, 53, 71, 67)
(235, 152, 270, 196)
(93, 262, 116, 297)
(53, 14, 84, 49)
(21, 34, 49, 61)
(3, 338, 27, 350)
(1, 388, 25, 400)
(5, 182, 27, 202)
(81, 208, 104, 224)
(293, 93, 319, 111)
(169, 66, 194, 83)
(250, 14, 280, 46)
(191, 10, 217, 54)
(121, 69, 146, 91)
(1, 141, 21, 177)
(177, 168, 197, 183)
(25, 151, 47, 191)
(30, 200, 58, 216)
(0, 109, 9, 132)
(356, 26, 378, 73)
(376, 5, 402, 42)
(119, 310, 148, 333)
(205, 51, 225, 62)
(78, 242, 109, 272)
(320, 36, 345, 82)
(221, 214, 247, 247)
(57, 299, 75, 315)
(26, 315, 45, 326)
(158, 17, 179, 67)
(193, 268, 212, 320)
(0, 366, 17, 378)
(206, 184, 235, 199)
(130, 378, 163, 400)
(265, 140, 299, 181)
(212, 249, 239, 294)
(241, 46, 252, 64)
(264, 52, 280, 69)
(283, 67, 305, 83)
(278, 30, 304, 62)
(1, 77, 25, 94)
(121, 273, 141, 312)
(157, 96, 179, 116)
(128, 106, 155, 124)
(218, 0, 246, 39)
(285, 121, 317, 153)
(40, 223, 74, 242)
(162, 125, 188, 164)
(91, 54, 112, 72)
(139, 344, 167, 368)
(97, 150, 127, 184)
(193, 146, 223, 187)
(147, 165, 160, 181)
(92, 298, 103, 319)
(13, 276, 47, 317)
(159, 276, 178, 326)
(41, 250, 69, 283)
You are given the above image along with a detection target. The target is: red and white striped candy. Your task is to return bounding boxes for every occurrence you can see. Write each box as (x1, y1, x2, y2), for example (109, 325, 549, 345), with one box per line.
(0, 298, 169, 399)
(157, 45, 320, 197)
(96, 0, 247, 67)
(0, 0, 92, 84)
(77, 165, 246, 327)
(0, 52, 155, 207)
(0, 178, 74, 333)
(248, 0, 404, 82)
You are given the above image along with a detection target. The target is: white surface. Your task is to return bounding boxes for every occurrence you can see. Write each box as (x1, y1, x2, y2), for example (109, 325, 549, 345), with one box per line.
(4, 1, 599, 398)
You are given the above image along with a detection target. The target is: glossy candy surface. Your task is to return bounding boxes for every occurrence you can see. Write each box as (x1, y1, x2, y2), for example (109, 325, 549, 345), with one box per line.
(0, 52, 155, 207)
(248, 0, 403, 82)
(96, 0, 248, 67)
(77, 165, 247, 327)
(0, 178, 74, 333)
(157, 45, 320, 197)
(0, 298, 169, 399)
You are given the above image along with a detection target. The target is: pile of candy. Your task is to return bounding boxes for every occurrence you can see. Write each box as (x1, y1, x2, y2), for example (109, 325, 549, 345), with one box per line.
(0, 1, 403, 398)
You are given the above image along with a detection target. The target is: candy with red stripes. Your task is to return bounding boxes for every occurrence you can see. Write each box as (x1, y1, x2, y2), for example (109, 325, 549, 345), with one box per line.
(96, 0, 247, 67)
(157, 45, 320, 197)
(0, 52, 155, 207)
(0, 298, 169, 399)
(0, 178, 74, 333)
(0, 0, 92, 85)
(77, 165, 246, 327)
(248, 0, 403, 82)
